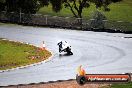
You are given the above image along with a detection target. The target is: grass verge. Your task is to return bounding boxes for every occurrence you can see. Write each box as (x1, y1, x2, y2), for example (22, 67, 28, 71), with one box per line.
(110, 82, 132, 88)
(100, 82, 132, 88)
(0, 22, 17, 26)
(0, 39, 51, 70)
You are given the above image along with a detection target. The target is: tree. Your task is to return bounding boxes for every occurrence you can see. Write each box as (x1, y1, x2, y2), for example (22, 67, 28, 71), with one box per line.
(90, 10, 107, 29)
(39, 0, 49, 6)
(0, 0, 5, 4)
(50, 0, 63, 12)
(17, 0, 41, 14)
(49, 0, 122, 18)
(0, 0, 5, 11)
(4, 0, 41, 14)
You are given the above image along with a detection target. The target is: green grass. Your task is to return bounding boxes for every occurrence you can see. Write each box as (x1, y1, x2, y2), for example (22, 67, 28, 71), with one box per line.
(110, 82, 132, 88)
(0, 39, 51, 70)
(37, 0, 132, 22)
(38, 5, 74, 17)
(104, 1, 132, 22)
(0, 23, 17, 26)
(100, 82, 132, 88)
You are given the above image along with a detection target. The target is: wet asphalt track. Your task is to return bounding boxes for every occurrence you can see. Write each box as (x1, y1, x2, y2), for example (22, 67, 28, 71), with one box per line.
(0, 25, 132, 86)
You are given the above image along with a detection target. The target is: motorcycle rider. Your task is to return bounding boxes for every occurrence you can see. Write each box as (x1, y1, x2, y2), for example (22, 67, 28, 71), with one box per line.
(57, 41, 63, 53)
(57, 41, 70, 53)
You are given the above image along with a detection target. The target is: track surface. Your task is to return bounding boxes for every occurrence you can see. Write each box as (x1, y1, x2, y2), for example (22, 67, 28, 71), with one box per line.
(0, 25, 132, 86)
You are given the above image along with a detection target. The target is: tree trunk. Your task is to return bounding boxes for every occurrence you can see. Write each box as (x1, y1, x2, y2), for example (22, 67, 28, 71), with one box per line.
(66, 1, 78, 18)
(78, 10, 82, 18)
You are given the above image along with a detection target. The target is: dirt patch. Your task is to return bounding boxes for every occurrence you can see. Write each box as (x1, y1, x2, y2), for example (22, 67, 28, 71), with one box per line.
(4, 80, 109, 88)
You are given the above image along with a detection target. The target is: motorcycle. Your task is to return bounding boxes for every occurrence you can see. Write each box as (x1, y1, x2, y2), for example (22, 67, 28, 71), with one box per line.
(57, 41, 73, 55)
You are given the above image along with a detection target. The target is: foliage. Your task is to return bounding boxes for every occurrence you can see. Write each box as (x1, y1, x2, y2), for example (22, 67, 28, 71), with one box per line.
(47, 0, 122, 18)
(50, 0, 63, 12)
(1, 0, 53, 14)
(5, 0, 41, 13)
(90, 10, 107, 29)
(0, 0, 5, 11)
(0, 0, 122, 17)
(39, 0, 49, 6)
(38, 0, 132, 22)
(0, 0, 5, 3)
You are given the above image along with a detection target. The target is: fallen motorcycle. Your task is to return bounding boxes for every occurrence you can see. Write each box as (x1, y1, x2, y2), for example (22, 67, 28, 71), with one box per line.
(57, 41, 73, 55)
